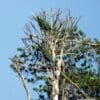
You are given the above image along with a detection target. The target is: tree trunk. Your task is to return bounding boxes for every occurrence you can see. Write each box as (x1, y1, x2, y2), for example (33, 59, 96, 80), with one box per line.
(51, 77, 59, 100)
(50, 61, 61, 100)
(59, 65, 67, 100)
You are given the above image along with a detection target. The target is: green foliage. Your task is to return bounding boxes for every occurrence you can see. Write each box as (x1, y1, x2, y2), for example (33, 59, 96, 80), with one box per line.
(78, 30, 86, 39)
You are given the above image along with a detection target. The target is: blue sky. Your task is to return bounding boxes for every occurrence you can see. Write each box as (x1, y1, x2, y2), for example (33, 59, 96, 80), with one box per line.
(0, 0, 100, 100)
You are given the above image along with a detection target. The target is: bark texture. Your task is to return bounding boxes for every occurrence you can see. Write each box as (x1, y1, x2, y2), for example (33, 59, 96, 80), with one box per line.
(59, 65, 67, 100)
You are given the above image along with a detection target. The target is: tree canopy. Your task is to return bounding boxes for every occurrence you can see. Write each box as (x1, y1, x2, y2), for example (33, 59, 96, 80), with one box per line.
(10, 10, 100, 100)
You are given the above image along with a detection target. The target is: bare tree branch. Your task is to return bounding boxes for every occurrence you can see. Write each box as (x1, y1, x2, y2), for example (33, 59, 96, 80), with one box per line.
(11, 59, 31, 100)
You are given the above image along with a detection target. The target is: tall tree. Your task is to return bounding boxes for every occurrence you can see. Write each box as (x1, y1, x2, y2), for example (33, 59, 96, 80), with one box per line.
(10, 10, 100, 100)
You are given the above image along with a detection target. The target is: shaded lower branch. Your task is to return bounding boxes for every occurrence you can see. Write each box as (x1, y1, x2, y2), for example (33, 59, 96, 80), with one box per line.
(61, 72, 90, 99)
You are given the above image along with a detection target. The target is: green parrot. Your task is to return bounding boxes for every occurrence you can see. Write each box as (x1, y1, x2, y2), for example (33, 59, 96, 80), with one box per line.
(43, 49, 52, 61)
(37, 16, 51, 31)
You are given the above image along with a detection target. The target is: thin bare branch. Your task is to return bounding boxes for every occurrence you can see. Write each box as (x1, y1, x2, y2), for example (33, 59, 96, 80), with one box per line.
(11, 60, 31, 100)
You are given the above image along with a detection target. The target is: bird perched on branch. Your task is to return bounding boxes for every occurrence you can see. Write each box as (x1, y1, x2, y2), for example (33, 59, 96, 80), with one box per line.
(37, 16, 51, 31)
